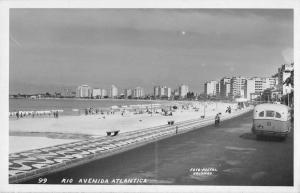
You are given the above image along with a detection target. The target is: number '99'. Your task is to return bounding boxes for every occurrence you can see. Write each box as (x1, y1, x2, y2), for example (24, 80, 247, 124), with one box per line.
(38, 178, 47, 183)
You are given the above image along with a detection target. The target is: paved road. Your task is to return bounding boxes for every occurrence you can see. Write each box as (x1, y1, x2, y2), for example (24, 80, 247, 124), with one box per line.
(25, 111, 293, 185)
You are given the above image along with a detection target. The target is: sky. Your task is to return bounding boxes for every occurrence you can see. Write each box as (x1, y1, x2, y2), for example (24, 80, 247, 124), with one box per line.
(9, 9, 294, 94)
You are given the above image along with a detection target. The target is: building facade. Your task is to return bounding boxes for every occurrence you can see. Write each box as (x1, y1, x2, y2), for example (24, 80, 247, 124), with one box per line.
(92, 88, 101, 98)
(204, 80, 218, 97)
(164, 87, 171, 98)
(179, 84, 189, 98)
(230, 76, 247, 98)
(109, 85, 118, 98)
(220, 77, 231, 98)
(158, 86, 165, 96)
(154, 86, 171, 99)
(244, 79, 256, 100)
(76, 85, 92, 98)
(133, 87, 145, 98)
(101, 89, 108, 98)
(154, 86, 160, 98)
(244, 77, 279, 101)
(265, 77, 278, 89)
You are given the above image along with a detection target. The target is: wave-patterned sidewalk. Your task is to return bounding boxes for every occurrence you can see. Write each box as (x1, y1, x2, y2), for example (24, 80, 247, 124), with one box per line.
(9, 107, 253, 183)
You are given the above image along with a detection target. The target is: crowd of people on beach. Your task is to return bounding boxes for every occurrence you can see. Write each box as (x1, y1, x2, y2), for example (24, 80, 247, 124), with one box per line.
(9, 110, 63, 119)
(85, 107, 102, 115)
(10, 102, 239, 122)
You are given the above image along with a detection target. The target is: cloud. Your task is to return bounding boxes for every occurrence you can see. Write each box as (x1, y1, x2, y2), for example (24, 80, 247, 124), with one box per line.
(281, 47, 294, 63)
(9, 9, 293, 93)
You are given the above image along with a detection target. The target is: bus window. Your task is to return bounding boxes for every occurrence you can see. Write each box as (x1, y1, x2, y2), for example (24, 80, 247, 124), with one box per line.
(266, 111, 275, 117)
(259, 111, 264, 117)
(275, 112, 281, 118)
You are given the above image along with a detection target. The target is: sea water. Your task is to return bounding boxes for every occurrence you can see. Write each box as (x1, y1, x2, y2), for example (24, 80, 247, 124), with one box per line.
(9, 98, 168, 116)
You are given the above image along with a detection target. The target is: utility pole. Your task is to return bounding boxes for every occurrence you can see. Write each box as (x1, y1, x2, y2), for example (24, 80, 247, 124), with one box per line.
(204, 103, 206, 117)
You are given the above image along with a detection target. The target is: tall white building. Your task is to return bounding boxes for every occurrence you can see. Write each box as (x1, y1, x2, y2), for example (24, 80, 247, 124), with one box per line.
(109, 85, 118, 98)
(133, 87, 145, 98)
(76, 85, 92, 98)
(244, 79, 256, 100)
(244, 77, 279, 101)
(101, 89, 108, 98)
(230, 76, 247, 98)
(158, 86, 165, 96)
(216, 82, 221, 96)
(250, 77, 278, 93)
(220, 77, 231, 98)
(92, 88, 101, 98)
(154, 86, 159, 98)
(204, 80, 218, 96)
(164, 87, 171, 98)
(179, 84, 189, 98)
(252, 77, 264, 93)
(153, 86, 171, 98)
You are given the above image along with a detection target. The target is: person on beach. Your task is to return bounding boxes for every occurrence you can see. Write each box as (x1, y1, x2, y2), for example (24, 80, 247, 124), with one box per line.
(215, 113, 221, 126)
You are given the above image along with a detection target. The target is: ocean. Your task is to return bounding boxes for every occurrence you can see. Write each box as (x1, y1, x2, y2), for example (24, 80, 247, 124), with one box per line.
(9, 98, 170, 116)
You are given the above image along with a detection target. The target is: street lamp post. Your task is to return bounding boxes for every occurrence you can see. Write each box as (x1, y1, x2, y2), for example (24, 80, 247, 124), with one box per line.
(151, 102, 153, 117)
(204, 103, 206, 118)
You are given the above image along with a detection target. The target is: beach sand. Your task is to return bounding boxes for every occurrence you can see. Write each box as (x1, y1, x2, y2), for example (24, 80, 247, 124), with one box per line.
(9, 102, 237, 153)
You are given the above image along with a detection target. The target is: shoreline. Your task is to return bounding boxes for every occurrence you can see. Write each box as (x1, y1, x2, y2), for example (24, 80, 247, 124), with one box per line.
(9, 99, 235, 118)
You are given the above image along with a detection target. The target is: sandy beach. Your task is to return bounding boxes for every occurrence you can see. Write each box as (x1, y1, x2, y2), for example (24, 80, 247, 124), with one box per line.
(9, 101, 238, 153)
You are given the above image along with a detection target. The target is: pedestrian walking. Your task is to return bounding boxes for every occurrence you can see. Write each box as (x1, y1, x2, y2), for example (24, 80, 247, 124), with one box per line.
(215, 113, 221, 126)
(176, 126, 178, 134)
